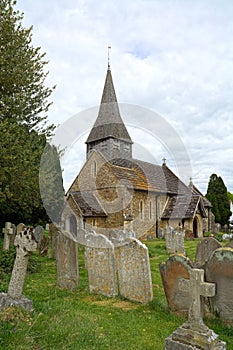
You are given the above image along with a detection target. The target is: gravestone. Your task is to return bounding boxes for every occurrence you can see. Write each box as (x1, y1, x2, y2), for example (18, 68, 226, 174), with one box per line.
(85, 232, 118, 297)
(39, 236, 50, 256)
(56, 230, 79, 290)
(2, 222, 14, 250)
(159, 255, 194, 313)
(34, 225, 44, 248)
(165, 268, 226, 349)
(0, 227, 37, 311)
(206, 247, 233, 322)
(114, 237, 153, 303)
(226, 240, 233, 249)
(165, 227, 185, 255)
(195, 237, 221, 268)
(49, 223, 59, 259)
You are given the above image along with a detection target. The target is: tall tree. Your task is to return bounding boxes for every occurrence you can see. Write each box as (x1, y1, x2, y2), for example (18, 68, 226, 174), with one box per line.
(0, 0, 63, 225)
(206, 174, 232, 227)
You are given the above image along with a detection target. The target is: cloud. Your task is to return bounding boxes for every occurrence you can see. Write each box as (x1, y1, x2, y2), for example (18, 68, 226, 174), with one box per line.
(17, 0, 233, 193)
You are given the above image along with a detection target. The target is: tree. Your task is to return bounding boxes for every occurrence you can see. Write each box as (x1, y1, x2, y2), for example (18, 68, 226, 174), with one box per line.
(0, 0, 55, 135)
(206, 174, 232, 227)
(0, 0, 63, 225)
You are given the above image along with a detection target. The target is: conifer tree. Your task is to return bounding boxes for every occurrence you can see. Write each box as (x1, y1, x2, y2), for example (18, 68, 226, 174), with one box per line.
(206, 174, 232, 227)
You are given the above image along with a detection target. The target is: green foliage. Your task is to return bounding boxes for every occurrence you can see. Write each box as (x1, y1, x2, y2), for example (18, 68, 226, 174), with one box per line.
(206, 174, 232, 226)
(0, 0, 64, 225)
(0, 245, 16, 274)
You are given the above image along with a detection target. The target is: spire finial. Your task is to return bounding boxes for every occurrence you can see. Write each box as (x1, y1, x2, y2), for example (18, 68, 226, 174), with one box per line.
(108, 46, 111, 70)
(162, 157, 166, 165)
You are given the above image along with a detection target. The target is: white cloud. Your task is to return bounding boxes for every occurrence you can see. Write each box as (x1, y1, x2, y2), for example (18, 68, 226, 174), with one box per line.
(17, 0, 233, 193)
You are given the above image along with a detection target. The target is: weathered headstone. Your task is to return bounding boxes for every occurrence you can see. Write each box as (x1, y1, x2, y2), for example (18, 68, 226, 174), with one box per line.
(195, 237, 221, 268)
(85, 232, 118, 297)
(165, 227, 185, 255)
(226, 240, 233, 249)
(2, 222, 14, 250)
(39, 236, 50, 256)
(206, 247, 233, 322)
(0, 227, 37, 311)
(114, 237, 153, 303)
(34, 225, 44, 248)
(56, 230, 79, 290)
(165, 268, 226, 350)
(159, 254, 194, 313)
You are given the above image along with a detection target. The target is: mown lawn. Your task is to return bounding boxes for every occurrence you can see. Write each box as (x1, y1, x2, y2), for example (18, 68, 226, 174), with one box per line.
(0, 239, 232, 350)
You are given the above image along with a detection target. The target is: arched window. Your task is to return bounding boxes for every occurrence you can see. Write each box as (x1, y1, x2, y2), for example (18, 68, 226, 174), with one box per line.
(70, 215, 77, 236)
(93, 161, 97, 177)
(139, 200, 143, 220)
(149, 201, 152, 220)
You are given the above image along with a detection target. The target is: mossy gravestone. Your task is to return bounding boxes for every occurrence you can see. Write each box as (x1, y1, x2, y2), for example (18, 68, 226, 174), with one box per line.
(206, 247, 233, 323)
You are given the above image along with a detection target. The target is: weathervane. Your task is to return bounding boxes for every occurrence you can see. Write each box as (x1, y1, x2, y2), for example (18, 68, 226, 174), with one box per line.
(108, 46, 111, 69)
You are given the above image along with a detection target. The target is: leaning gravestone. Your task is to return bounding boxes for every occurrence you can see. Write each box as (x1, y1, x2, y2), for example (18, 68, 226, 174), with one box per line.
(0, 227, 37, 311)
(39, 236, 50, 256)
(85, 232, 118, 297)
(165, 268, 226, 349)
(56, 230, 79, 290)
(195, 237, 221, 268)
(165, 227, 185, 255)
(34, 225, 44, 249)
(206, 247, 233, 323)
(114, 237, 153, 303)
(2, 222, 14, 250)
(159, 254, 194, 313)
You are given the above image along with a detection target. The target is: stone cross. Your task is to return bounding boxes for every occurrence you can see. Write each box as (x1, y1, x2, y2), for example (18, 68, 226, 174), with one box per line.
(7, 227, 37, 300)
(2, 222, 14, 250)
(179, 268, 215, 331)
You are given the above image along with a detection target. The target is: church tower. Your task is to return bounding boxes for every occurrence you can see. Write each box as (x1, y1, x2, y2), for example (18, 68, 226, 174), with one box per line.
(85, 65, 133, 161)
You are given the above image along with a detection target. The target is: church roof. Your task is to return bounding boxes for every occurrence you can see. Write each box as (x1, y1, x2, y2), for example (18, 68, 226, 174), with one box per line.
(161, 195, 207, 219)
(109, 158, 190, 195)
(188, 182, 212, 207)
(86, 68, 132, 144)
(71, 191, 107, 217)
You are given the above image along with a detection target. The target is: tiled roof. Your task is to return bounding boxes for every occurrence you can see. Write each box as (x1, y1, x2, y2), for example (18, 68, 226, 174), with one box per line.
(71, 191, 107, 217)
(189, 183, 212, 207)
(161, 195, 207, 219)
(110, 158, 190, 195)
(86, 69, 132, 144)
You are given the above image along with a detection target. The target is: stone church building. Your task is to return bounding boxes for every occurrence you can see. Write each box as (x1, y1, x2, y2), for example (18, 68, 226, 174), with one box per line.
(62, 66, 213, 239)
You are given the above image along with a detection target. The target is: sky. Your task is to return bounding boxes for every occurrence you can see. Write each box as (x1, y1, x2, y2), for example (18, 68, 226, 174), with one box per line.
(17, 0, 233, 194)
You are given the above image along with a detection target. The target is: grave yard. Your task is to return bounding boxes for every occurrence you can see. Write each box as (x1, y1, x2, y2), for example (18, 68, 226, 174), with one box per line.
(0, 238, 232, 350)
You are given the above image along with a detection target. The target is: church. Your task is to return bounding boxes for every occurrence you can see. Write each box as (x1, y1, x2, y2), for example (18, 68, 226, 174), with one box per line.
(62, 64, 213, 240)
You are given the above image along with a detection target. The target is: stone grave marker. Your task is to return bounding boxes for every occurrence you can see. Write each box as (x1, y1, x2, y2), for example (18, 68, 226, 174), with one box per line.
(159, 254, 194, 313)
(85, 231, 118, 297)
(39, 236, 50, 256)
(165, 268, 226, 349)
(0, 227, 37, 311)
(34, 225, 44, 248)
(206, 247, 233, 322)
(114, 237, 153, 303)
(2, 222, 14, 250)
(165, 226, 185, 255)
(195, 237, 221, 268)
(56, 230, 79, 290)
(225, 240, 233, 249)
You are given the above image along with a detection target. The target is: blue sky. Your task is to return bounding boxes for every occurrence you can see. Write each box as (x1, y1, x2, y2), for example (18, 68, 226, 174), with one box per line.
(17, 0, 233, 193)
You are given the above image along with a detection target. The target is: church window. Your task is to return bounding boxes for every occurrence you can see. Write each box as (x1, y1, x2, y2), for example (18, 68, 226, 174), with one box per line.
(113, 139, 120, 149)
(124, 142, 130, 151)
(101, 140, 107, 149)
(149, 201, 152, 220)
(139, 200, 143, 220)
(92, 219, 96, 227)
(93, 161, 97, 177)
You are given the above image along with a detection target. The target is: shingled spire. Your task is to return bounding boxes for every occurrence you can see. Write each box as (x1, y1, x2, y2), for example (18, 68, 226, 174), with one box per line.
(86, 65, 133, 160)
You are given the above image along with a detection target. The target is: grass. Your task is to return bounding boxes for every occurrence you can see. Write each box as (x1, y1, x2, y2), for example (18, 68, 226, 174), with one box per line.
(0, 239, 232, 349)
